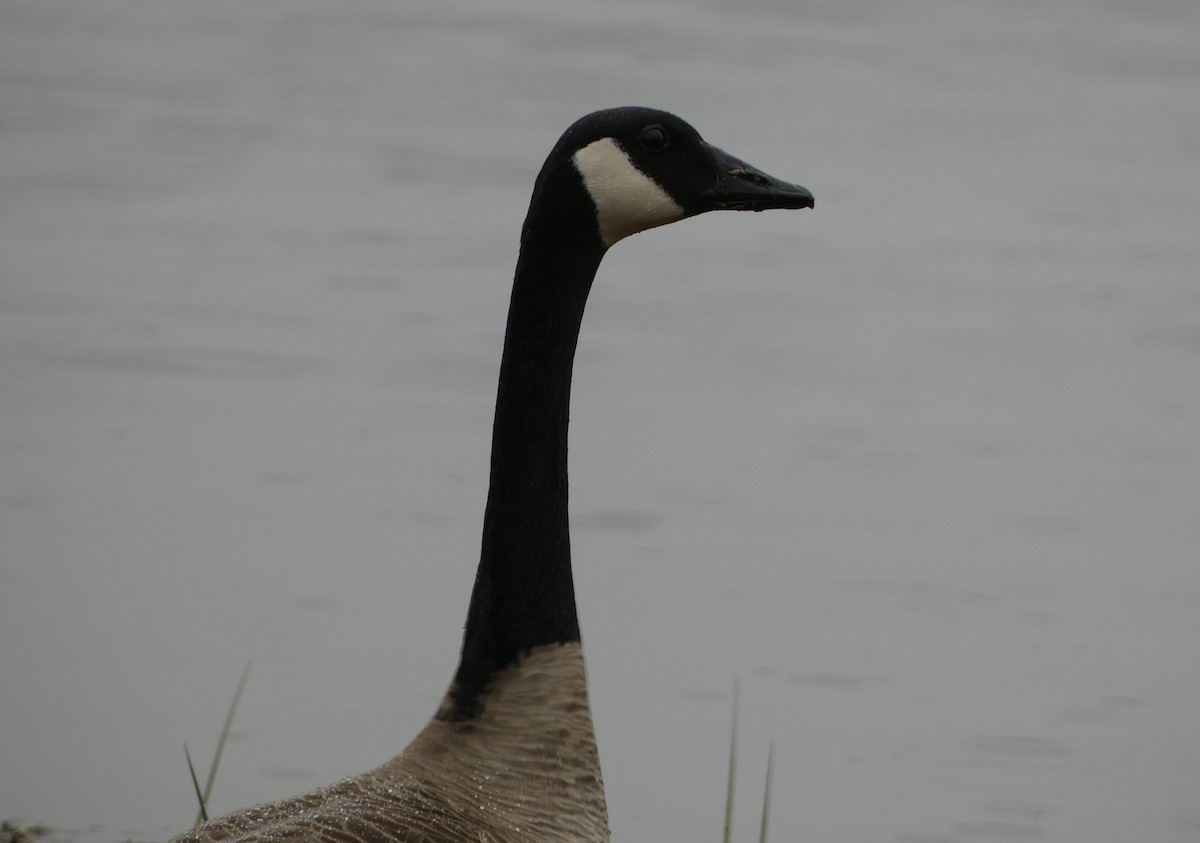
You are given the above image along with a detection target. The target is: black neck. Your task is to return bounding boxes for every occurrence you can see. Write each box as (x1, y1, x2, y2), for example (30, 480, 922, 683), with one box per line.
(446, 166, 606, 720)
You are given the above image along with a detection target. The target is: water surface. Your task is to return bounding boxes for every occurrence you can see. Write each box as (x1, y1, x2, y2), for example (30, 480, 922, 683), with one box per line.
(2, 1, 1199, 841)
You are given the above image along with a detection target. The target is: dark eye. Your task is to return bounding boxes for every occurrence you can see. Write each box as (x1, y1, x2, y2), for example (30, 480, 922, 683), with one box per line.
(639, 124, 669, 152)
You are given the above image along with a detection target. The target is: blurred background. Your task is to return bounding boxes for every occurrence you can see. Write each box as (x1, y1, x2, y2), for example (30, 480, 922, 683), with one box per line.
(2, 1, 1198, 840)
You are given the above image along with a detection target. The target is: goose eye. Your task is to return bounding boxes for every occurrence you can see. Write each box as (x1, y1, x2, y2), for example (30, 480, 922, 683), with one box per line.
(639, 125, 669, 152)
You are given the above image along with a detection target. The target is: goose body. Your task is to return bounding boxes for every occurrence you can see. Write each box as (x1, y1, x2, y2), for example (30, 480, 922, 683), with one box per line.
(172, 107, 812, 843)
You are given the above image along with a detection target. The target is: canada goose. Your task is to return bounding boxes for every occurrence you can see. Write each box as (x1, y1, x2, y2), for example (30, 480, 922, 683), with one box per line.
(171, 107, 813, 843)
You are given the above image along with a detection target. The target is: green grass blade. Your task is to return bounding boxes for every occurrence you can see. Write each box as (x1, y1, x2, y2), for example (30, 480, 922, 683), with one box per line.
(183, 743, 208, 823)
(194, 662, 251, 827)
(758, 739, 775, 843)
(722, 677, 740, 843)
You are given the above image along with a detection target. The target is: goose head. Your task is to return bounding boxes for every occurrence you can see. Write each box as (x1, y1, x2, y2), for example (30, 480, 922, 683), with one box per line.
(532, 106, 814, 249)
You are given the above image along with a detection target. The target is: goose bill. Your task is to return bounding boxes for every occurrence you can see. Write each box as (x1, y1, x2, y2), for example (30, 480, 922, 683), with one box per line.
(703, 144, 814, 211)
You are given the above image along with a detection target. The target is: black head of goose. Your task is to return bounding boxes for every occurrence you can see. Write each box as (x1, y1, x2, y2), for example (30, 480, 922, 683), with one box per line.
(173, 107, 813, 843)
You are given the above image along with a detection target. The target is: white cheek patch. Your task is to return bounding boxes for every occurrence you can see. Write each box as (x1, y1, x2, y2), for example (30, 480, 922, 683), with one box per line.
(572, 137, 685, 247)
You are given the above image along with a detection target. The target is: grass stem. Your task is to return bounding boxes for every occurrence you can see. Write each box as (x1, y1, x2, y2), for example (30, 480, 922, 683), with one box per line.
(722, 677, 740, 843)
(183, 744, 208, 823)
(758, 739, 775, 843)
(193, 662, 251, 827)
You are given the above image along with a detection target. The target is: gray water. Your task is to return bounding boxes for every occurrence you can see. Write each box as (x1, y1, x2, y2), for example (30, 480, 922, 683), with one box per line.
(2, 1, 1199, 841)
